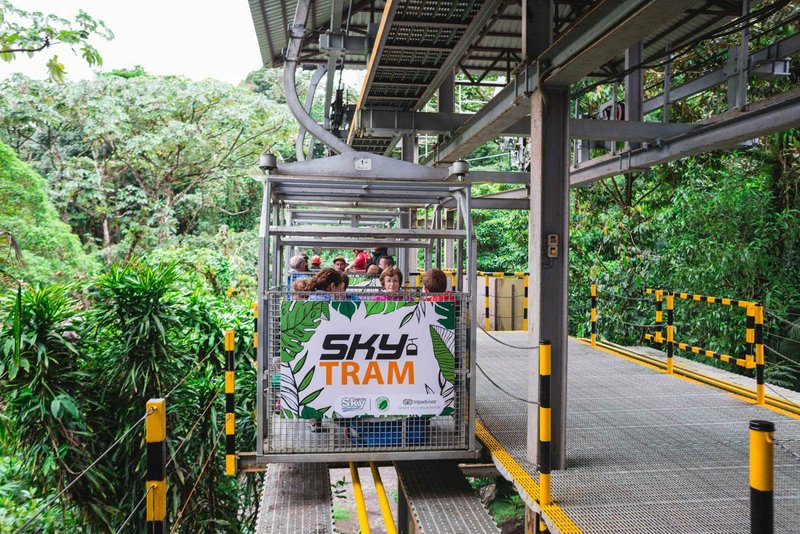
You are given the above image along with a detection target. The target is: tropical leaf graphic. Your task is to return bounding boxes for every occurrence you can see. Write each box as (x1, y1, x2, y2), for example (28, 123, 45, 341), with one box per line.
(433, 302, 455, 329)
(365, 300, 415, 318)
(280, 300, 330, 363)
(430, 325, 455, 383)
(332, 300, 358, 319)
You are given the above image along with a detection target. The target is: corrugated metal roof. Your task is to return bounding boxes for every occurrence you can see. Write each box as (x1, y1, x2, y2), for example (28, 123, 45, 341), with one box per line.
(247, 0, 747, 154)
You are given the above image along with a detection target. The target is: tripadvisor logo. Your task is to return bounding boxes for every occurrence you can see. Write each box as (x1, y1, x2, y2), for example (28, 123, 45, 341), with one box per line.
(376, 396, 390, 412)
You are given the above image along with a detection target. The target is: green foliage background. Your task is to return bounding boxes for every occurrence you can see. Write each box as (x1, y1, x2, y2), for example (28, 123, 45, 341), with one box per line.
(1, 4, 800, 528)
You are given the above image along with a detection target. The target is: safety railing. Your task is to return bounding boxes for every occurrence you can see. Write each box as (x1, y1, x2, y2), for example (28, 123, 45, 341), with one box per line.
(586, 283, 772, 405)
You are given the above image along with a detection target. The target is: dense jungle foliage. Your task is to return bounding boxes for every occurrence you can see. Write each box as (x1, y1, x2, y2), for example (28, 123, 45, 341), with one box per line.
(1, 3, 800, 531)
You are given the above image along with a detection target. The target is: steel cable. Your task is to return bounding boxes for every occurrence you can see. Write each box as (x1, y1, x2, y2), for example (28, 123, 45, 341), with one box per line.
(165, 339, 222, 399)
(166, 389, 221, 469)
(14, 410, 153, 534)
(114, 484, 153, 533)
(169, 435, 221, 533)
(478, 326, 539, 350)
(475, 362, 538, 406)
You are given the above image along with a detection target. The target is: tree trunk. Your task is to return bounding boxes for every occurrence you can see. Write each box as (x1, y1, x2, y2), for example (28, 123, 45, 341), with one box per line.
(102, 216, 112, 266)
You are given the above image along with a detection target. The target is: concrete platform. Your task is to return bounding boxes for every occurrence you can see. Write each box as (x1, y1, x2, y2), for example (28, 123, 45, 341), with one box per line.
(475, 331, 800, 534)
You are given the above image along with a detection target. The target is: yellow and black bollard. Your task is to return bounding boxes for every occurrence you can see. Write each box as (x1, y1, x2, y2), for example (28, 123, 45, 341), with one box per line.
(225, 329, 236, 476)
(146, 398, 167, 534)
(755, 305, 765, 405)
(746, 304, 756, 370)
(537, 341, 552, 532)
(654, 289, 664, 343)
(666, 292, 674, 374)
(484, 274, 490, 331)
(251, 303, 258, 368)
(750, 420, 774, 534)
(590, 284, 597, 347)
(523, 274, 529, 331)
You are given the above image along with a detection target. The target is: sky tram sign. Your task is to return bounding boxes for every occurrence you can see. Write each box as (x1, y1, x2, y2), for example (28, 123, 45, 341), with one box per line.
(279, 299, 457, 419)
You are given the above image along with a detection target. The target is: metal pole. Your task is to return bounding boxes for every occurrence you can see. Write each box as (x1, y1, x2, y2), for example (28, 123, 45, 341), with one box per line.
(663, 44, 671, 123)
(747, 304, 756, 375)
(146, 398, 167, 534)
(225, 329, 236, 476)
(523, 274, 529, 332)
(738, 0, 751, 110)
(666, 292, 674, 374)
(590, 283, 597, 347)
(511, 284, 517, 331)
(256, 175, 271, 456)
(749, 420, 774, 534)
(537, 340, 552, 530)
(755, 304, 765, 405)
(484, 274, 491, 331)
(655, 290, 664, 343)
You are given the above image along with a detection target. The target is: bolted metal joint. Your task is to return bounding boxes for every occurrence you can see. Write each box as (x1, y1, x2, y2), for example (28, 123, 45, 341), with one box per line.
(448, 160, 469, 179)
(259, 152, 277, 172)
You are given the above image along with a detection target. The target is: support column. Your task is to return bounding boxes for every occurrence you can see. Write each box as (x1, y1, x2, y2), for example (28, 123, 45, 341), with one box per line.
(401, 134, 417, 277)
(525, 0, 568, 471)
(625, 42, 643, 150)
(527, 86, 570, 471)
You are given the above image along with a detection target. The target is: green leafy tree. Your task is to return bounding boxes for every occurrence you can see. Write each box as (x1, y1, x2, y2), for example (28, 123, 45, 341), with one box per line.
(0, 141, 96, 283)
(0, 0, 112, 81)
(0, 74, 294, 263)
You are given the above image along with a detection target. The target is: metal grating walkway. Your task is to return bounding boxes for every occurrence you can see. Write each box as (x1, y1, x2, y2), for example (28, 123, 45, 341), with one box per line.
(476, 331, 800, 534)
(255, 463, 333, 534)
(395, 460, 500, 534)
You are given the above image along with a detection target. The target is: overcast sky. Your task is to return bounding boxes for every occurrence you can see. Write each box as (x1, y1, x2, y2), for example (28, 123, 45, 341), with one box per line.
(3, 1, 265, 83)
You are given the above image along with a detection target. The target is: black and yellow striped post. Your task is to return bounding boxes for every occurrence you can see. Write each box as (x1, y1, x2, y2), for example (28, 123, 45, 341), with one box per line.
(251, 303, 258, 368)
(537, 340, 552, 532)
(666, 292, 674, 374)
(450, 272, 457, 291)
(654, 289, 664, 343)
(590, 283, 597, 347)
(755, 305, 765, 405)
(523, 274, 529, 331)
(224, 329, 236, 476)
(750, 420, 774, 534)
(484, 274, 490, 331)
(146, 398, 167, 533)
(746, 304, 756, 370)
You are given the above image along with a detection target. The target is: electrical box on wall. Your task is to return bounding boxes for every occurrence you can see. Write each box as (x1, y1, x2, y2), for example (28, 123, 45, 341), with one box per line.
(547, 234, 559, 258)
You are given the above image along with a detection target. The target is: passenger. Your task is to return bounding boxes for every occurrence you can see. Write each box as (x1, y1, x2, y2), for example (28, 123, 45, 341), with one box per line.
(366, 264, 381, 277)
(308, 268, 345, 300)
(309, 255, 322, 271)
(378, 255, 395, 271)
(348, 249, 370, 271)
(290, 277, 314, 299)
(370, 247, 388, 267)
(333, 255, 348, 272)
(374, 266, 405, 301)
(422, 268, 455, 301)
(289, 254, 308, 272)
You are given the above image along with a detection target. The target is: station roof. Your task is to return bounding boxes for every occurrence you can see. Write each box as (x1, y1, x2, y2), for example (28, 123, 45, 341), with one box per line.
(248, 0, 747, 155)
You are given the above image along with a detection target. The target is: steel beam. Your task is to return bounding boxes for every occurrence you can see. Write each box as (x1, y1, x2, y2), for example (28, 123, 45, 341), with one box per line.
(569, 119, 697, 141)
(270, 226, 464, 239)
(441, 197, 529, 210)
(642, 32, 800, 115)
(276, 238, 432, 249)
(421, 62, 540, 166)
(423, 0, 700, 165)
(275, 151, 449, 181)
(571, 88, 800, 185)
(348, 0, 399, 144)
(543, 0, 697, 87)
(411, 0, 507, 111)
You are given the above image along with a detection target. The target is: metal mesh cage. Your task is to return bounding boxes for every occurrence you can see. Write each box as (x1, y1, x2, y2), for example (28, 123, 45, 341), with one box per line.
(262, 289, 471, 459)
